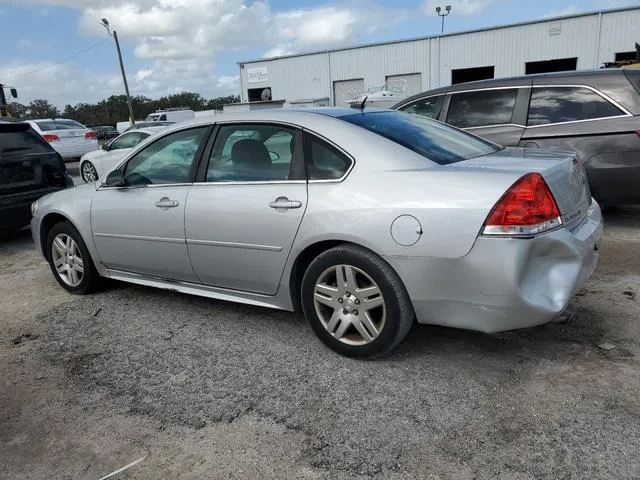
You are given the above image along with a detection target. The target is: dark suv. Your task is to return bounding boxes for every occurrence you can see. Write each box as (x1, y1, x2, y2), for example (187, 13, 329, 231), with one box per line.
(1, 121, 73, 232)
(393, 69, 640, 206)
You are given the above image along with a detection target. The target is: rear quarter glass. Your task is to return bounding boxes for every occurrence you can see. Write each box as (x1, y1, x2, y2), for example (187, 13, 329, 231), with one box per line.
(624, 70, 640, 96)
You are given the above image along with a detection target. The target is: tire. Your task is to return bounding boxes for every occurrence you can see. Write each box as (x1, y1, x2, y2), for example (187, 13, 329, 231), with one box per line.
(46, 221, 101, 294)
(301, 244, 414, 358)
(81, 161, 98, 183)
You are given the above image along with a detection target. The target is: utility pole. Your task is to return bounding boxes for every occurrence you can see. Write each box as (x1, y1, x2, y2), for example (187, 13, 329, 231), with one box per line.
(101, 18, 135, 126)
(436, 5, 452, 33)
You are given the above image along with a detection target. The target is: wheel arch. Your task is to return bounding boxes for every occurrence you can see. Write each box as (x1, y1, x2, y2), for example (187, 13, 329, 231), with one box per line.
(40, 213, 82, 261)
(288, 239, 396, 312)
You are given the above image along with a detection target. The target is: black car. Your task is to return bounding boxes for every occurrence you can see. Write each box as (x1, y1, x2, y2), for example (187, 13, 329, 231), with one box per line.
(393, 69, 640, 206)
(91, 125, 119, 140)
(0, 121, 73, 232)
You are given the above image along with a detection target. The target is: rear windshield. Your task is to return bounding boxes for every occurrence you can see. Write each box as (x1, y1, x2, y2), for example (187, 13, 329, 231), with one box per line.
(0, 126, 51, 154)
(339, 111, 500, 165)
(35, 119, 85, 131)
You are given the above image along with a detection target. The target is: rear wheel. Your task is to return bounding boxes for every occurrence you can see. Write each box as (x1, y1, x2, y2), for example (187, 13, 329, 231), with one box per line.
(46, 221, 100, 294)
(81, 161, 98, 183)
(301, 244, 414, 358)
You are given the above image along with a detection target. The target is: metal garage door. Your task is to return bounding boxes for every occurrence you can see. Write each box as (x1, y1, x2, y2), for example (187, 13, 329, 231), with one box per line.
(386, 73, 422, 96)
(333, 79, 364, 107)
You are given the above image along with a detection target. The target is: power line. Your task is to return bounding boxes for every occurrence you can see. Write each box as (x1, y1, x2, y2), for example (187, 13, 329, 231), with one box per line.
(1, 38, 111, 82)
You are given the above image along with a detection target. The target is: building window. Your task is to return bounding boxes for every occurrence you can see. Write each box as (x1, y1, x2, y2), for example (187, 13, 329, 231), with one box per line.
(451, 66, 494, 85)
(248, 87, 271, 102)
(446, 88, 518, 128)
(527, 87, 625, 126)
(525, 58, 577, 75)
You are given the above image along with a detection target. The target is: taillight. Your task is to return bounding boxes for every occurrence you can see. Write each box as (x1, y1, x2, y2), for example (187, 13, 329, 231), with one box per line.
(482, 173, 562, 236)
(636, 130, 640, 137)
(85, 131, 97, 140)
(43, 134, 60, 142)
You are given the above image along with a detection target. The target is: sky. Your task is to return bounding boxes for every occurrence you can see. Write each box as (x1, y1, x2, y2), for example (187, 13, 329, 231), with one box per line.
(0, 0, 637, 108)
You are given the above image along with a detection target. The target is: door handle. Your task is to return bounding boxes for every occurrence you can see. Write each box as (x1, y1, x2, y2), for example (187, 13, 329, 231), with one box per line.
(155, 197, 180, 209)
(269, 197, 303, 210)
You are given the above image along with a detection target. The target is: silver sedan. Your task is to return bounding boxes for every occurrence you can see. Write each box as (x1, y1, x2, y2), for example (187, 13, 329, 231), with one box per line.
(31, 109, 602, 357)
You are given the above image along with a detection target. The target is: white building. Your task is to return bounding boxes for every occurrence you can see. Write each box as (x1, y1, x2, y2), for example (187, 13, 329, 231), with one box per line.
(237, 6, 640, 108)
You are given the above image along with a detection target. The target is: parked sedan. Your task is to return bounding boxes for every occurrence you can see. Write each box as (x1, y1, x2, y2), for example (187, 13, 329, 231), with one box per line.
(31, 109, 602, 357)
(0, 121, 73, 232)
(91, 125, 119, 141)
(26, 119, 99, 161)
(79, 126, 168, 182)
(392, 69, 640, 206)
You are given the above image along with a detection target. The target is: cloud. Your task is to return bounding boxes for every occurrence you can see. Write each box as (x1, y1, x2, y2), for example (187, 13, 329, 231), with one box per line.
(0, 0, 405, 105)
(423, 0, 497, 16)
(544, 4, 581, 18)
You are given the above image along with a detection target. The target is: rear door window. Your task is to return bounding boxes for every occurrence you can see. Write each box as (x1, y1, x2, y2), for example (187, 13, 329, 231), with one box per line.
(527, 87, 625, 126)
(446, 89, 518, 128)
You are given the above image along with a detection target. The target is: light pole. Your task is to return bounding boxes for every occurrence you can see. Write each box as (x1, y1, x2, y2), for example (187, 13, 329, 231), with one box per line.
(101, 18, 135, 126)
(436, 5, 452, 33)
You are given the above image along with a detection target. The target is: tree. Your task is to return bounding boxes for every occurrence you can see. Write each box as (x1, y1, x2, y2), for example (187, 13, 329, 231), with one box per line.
(205, 95, 240, 110)
(27, 99, 59, 119)
(8, 102, 26, 118)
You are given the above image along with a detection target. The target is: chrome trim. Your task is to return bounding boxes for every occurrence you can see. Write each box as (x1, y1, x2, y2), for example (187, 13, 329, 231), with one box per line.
(97, 183, 193, 190)
(465, 123, 526, 130)
(94, 232, 185, 244)
(186, 239, 282, 252)
(394, 94, 443, 110)
(449, 85, 523, 95)
(193, 180, 306, 186)
(481, 217, 563, 236)
(526, 114, 631, 129)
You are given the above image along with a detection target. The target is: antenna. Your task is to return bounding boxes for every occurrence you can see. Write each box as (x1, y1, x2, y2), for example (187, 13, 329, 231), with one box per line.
(359, 95, 368, 111)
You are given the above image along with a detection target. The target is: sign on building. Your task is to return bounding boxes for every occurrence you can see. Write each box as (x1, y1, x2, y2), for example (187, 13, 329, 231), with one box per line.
(247, 67, 269, 83)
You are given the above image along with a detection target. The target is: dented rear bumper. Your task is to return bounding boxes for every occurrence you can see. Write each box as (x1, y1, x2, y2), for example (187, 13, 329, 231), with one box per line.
(386, 200, 603, 333)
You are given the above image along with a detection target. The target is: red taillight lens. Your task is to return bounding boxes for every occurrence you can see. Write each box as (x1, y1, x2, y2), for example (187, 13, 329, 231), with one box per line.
(635, 129, 640, 137)
(482, 172, 562, 236)
(85, 131, 97, 140)
(42, 134, 60, 142)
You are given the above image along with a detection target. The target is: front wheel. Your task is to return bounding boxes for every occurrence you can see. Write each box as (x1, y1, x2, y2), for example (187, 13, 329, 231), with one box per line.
(46, 221, 101, 294)
(81, 161, 98, 183)
(301, 244, 414, 358)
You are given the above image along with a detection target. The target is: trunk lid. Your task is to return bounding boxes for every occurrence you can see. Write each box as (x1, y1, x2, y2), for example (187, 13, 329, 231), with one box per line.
(453, 147, 591, 231)
(0, 123, 69, 196)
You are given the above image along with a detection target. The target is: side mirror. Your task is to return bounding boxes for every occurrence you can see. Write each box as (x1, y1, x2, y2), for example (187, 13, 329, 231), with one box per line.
(103, 169, 124, 187)
(102, 142, 110, 151)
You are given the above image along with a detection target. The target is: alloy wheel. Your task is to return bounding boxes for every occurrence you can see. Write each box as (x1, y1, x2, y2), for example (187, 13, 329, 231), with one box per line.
(313, 264, 386, 345)
(82, 162, 98, 183)
(51, 233, 84, 287)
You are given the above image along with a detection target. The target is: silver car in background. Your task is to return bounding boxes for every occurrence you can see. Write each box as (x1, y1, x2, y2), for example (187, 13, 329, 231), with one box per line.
(26, 118, 99, 161)
(31, 109, 602, 358)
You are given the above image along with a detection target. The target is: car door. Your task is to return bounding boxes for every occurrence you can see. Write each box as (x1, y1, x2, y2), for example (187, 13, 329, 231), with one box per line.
(185, 123, 308, 295)
(91, 126, 210, 282)
(444, 87, 528, 146)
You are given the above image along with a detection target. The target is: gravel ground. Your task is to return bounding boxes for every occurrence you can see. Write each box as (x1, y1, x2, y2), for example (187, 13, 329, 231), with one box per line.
(1, 208, 639, 479)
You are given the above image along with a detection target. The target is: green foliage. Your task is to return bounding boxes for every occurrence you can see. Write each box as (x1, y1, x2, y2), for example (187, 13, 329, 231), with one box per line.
(9, 93, 240, 125)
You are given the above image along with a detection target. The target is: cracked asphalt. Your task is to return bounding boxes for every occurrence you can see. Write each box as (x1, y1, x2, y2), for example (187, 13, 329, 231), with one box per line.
(1, 206, 639, 479)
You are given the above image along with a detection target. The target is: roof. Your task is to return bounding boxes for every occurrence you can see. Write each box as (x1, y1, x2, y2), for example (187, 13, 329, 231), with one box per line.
(238, 6, 639, 65)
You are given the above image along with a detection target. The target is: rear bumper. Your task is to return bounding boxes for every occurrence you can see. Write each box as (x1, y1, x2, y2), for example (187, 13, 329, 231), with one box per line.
(386, 200, 603, 333)
(1, 186, 69, 231)
(53, 142, 99, 160)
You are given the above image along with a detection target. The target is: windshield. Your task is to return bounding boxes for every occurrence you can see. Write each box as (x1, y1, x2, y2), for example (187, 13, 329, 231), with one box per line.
(35, 119, 85, 131)
(339, 111, 500, 165)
